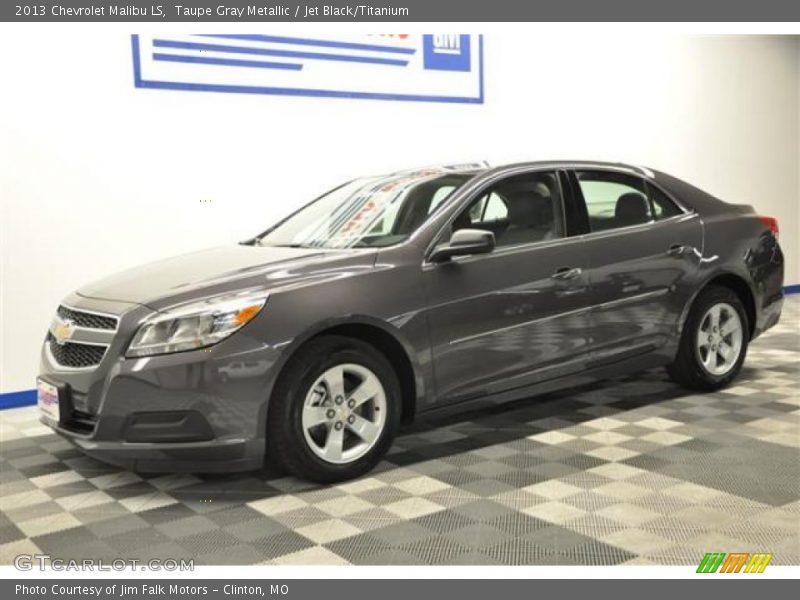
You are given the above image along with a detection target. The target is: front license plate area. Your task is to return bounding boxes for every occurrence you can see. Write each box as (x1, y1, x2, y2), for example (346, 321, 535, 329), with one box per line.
(37, 378, 62, 422)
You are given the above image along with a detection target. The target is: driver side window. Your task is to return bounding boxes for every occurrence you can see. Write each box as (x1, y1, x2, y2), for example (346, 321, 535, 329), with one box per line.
(452, 171, 564, 248)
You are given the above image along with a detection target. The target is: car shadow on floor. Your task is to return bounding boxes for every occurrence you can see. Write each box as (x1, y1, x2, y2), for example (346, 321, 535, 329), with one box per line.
(196, 366, 697, 490)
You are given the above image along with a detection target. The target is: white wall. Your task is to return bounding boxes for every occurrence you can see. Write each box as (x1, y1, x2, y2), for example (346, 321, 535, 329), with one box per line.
(1, 31, 798, 393)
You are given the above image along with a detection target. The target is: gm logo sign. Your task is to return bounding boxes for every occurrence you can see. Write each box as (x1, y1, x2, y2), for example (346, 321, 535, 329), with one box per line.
(132, 34, 483, 104)
(423, 35, 471, 72)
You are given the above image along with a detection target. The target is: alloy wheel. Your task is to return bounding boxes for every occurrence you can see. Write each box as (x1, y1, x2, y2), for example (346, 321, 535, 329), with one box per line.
(695, 302, 744, 377)
(301, 363, 387, 464)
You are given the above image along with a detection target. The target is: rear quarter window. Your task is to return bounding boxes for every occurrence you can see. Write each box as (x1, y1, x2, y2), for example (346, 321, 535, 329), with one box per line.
(647, 183, 683, 220)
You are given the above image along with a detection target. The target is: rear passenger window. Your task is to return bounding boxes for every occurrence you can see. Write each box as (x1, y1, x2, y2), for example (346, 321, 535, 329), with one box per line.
(576, 171, 682, 233)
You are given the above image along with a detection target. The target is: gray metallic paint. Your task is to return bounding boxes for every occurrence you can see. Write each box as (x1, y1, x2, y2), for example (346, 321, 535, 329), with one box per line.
(38, 161, 785, 472)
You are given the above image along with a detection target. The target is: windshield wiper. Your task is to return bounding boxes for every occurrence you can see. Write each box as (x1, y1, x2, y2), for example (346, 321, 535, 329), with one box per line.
(258, 242, 314, 249)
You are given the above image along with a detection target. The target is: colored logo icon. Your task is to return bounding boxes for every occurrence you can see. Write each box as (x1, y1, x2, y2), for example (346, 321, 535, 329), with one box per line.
(697, 552, 773, 573)
(52, 318, 76, 345)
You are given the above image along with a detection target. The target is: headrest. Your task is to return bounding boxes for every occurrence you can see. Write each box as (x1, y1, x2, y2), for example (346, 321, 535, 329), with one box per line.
(532, 182, 551, 197)
(506, 194, 553, 227)
(615, 192, 649, 224)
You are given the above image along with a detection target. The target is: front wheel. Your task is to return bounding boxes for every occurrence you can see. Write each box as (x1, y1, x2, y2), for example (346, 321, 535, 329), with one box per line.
(267, 335, 401, 483)
(667, 285, 749, 391)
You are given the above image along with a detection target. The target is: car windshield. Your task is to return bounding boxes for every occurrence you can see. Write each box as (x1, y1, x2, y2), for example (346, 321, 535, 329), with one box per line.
(257, 170, 474, 249)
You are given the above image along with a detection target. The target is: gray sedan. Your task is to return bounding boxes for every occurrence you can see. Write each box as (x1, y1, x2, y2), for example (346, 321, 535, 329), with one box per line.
(37, 161, 785, 482)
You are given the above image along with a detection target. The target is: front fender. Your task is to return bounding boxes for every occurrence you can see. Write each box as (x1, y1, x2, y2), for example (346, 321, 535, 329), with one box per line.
(255, 314, 428, 434)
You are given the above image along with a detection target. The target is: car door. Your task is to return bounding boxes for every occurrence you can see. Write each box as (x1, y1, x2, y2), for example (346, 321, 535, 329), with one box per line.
(568, 169, 703, 365)
(422, 170, 593, 405)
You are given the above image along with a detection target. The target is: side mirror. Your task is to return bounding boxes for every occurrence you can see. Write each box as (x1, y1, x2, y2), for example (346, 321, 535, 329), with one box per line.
(429, 228, 496, 263)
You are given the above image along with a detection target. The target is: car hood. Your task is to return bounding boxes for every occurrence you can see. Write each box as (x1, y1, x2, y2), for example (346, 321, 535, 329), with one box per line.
(77, 244, 376, 308)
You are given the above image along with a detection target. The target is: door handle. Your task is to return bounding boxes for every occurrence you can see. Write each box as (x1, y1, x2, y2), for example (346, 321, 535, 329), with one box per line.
(667, 244, 690, 257)
(551, 266, 583, 280)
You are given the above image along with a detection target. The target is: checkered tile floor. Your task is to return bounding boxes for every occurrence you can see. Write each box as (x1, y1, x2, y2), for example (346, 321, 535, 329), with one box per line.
(2, 298, 798, 566)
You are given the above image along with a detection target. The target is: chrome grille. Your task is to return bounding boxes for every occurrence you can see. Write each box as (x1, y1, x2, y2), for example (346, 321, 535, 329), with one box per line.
(57, 305, 118, 330)
(47, 333, 107, 368)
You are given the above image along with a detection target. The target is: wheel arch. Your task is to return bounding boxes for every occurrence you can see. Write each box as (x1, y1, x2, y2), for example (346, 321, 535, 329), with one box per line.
(680, 271, 757, 340)
(263, 316, 424, 429)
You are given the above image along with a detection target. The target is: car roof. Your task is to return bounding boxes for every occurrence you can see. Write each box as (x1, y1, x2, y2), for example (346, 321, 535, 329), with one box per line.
(486, 160, 655, 178)
(398, 161, 657, 181)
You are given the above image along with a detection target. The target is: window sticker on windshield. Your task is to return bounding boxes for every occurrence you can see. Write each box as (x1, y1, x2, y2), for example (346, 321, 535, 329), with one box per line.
(323, 174, 435, 247)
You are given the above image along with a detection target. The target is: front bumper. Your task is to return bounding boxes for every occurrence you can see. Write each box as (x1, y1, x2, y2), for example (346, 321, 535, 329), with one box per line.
(38, 293, 284, 473)
(43, 416, 263, 472)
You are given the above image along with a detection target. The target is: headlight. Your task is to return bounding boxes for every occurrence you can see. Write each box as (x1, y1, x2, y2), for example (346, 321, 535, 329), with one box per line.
(126, 290, 269, 357)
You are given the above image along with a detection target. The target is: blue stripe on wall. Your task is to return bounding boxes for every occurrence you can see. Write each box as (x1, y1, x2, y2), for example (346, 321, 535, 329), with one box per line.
(785, 283, 800, 295)
(0, 389, 36, 409)
(153, 53, 303, 71)
(152, 39, 411, 67)
(2, 283, 798, 410)
(199, 34, 417, 55)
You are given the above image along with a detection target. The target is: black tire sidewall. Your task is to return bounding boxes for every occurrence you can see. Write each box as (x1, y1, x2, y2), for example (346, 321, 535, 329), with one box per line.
(268, 336, 401, 483)
(684, 287, 749, 388)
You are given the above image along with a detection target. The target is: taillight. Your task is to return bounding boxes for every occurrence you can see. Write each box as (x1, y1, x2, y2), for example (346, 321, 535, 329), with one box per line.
(758, 215, 779, 239)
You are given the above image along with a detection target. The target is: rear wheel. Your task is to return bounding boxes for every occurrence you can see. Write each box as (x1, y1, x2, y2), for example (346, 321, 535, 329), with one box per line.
(267, 335, 401, 483)
(667, 285, 749, 391)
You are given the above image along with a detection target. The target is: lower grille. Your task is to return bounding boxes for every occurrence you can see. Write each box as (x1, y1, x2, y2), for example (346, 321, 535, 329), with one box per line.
(63, 409, 97, 434)
(47, 333, 107, 368)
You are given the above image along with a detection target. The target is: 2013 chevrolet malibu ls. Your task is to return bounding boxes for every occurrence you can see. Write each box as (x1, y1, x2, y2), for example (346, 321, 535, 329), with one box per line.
(37, 161, 785, 482)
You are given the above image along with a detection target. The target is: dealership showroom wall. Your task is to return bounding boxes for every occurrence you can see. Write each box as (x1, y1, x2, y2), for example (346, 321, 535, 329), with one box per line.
(0, 30, 799, 567)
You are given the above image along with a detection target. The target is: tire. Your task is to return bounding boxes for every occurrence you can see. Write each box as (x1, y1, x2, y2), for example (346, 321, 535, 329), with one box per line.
(266, 335, 401, 483)
(667, 285, 749, 391)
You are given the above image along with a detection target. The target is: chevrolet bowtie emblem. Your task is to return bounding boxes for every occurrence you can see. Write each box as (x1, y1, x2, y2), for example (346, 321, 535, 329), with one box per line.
(53, 318, 76, 345)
